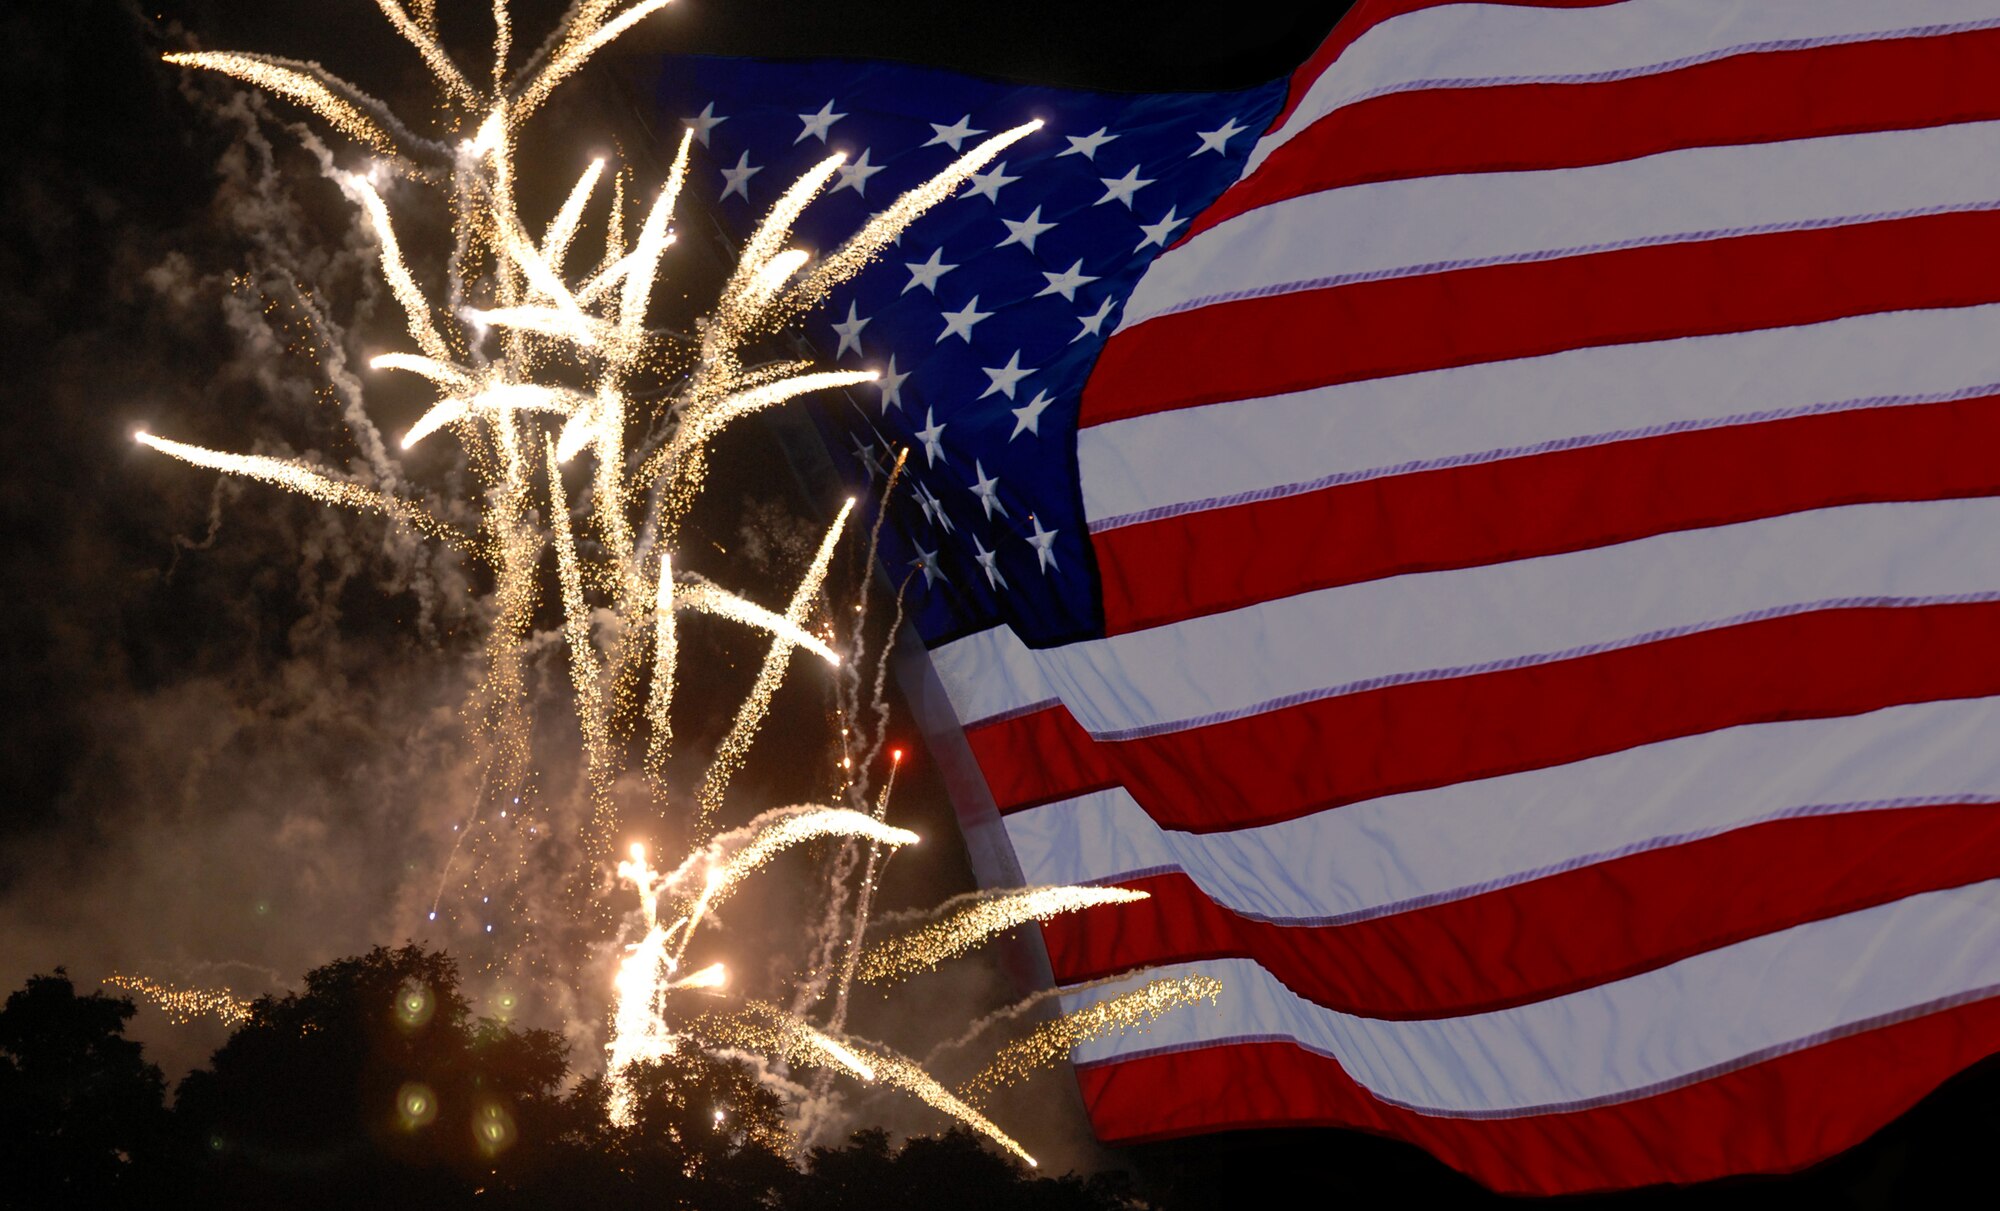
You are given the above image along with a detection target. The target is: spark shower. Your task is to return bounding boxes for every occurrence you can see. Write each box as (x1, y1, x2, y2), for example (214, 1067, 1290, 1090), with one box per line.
(134, 0, 1217, 1164)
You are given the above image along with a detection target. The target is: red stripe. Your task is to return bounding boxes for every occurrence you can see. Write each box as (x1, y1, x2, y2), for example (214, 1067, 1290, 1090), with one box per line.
(967, 601, 2000, 830)
(1192, 26, 2000, 242)
(1040, 804, 2000, 1019)
(1096, 394, 2000, 634)
(1083, 209, 2000, 429)
(1266, 0, 1624, 132)
(1075, 993, 2000, 1195)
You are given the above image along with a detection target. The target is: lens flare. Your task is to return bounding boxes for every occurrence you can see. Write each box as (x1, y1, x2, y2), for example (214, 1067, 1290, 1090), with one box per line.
(473, 1100, 518, 1156)
(396, 981, 436, 1029)
(398, 1081, 439, 1129)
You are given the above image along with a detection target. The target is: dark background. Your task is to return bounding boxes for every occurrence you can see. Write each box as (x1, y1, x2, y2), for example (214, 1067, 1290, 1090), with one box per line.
(4, 2, 1996, 1206)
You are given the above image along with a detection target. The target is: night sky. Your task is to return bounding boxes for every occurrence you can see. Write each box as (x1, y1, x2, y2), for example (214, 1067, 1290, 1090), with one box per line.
(0, 0, 1341, 1174)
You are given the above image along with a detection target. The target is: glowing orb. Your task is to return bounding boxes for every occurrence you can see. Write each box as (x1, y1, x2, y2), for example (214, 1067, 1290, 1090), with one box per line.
(473, 1101, 517, 1156)
(395, 982, 434, 1029)
(397, 1081, 438, 1129)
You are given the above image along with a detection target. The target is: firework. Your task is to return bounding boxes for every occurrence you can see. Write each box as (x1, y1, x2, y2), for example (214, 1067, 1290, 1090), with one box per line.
(133, 430, 464, 547)
(959, 975, 1224, 1102)
(859, 886, 1153, 983)
(107, 974, 254, 1027)
(149, 0, 1211, 1166)
(696, 1003, 1035, 1167)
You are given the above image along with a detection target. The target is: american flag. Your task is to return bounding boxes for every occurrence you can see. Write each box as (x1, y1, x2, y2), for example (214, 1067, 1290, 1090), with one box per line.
(664, 0, 2000, 1193)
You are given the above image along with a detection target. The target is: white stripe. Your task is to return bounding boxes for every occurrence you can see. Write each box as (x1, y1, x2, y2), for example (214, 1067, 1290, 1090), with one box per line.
(1079, 304, 2000, 526)
(932, 496, 2000, 732)
(1127, 119, 2000, 332)
(1067, 879, 2000, 1114)
(1251, 0, 2000, 179)
(1003, 697, 2000, 922)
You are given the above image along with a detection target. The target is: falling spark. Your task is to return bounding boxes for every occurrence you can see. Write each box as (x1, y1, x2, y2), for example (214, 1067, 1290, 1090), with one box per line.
(371, 0, 480, 106)
(346, 176, 454, 363)
(547, 437, 615, 855)
(107, 974, 253, 1027)
(706, 1001, 877, 1083)
(542, 158, 606, 272)
(675, 581, 840, 666)
(134, 431, 461, 545)
(670, 962, 727, 991)
(859, 886, 1153, 983)
(696, 1004, 1034, 1166)
(796, 122, 1043, 304)
(615, 131, 692, 346)
(644, 549, 677, 776)
(369, 351, 472, 390)
(161, 52, 401, 154)
(694, 500, 855, 830)
(670, 805, 921, 947)
(959, 975, 1224, 1102)
(863, 1047, 1037, 1168)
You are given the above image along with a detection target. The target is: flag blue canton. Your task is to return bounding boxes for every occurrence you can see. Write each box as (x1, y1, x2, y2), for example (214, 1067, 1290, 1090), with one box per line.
(658, 58, 1284, 647)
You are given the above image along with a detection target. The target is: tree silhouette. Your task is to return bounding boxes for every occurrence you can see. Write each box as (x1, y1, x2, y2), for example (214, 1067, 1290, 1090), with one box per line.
(779, 1126, 1143, 1211)
(0, 952, 1140, 1208)
(0, 969, 167, 1207)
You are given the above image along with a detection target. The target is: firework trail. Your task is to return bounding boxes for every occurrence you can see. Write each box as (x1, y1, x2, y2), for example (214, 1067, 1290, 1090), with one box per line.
(134, 431, 464, 547)
(859, 886, 1153, 984)
(958, 975, 1224, 1103)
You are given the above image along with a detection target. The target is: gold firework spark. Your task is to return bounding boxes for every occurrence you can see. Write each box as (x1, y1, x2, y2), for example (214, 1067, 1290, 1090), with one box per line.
(859, 886, 1153, 983)
(959, 976, 1224, 1103)
(107, 974, 254, 1027)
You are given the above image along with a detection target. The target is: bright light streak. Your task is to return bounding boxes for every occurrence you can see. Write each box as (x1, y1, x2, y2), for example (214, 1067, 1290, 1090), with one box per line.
(860, 886, 1152, 982)
(163, 52, 400, 153)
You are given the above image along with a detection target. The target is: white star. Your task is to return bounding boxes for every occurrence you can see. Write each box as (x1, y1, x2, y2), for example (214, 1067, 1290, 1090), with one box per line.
(902, 247, 957, 294)
(1073, 296, 1116, 343)
(925, 113, 985, 152)
(683, 101, 726, 147)
(915, 406, 948, 466)
(1136, 206, 1188, 251)
(830, 300, 869, 359)
(718, 150, 761, 202)
(1193, 116, 1248, 156)
(962, 161, 1020, 204)
(979, 351, 1033, 400)
(936, 295, 992, 344)
(972, 534, 1007, 590)
(968, 459, 1008, 519)
(1027, 514, 1060, 573)
(795, 99, 845, 144)
(1058, 126, 1117, 161)
(1009, 389, 1055, 439)
(1037, 259, 1099, 302)
(831, 148, 886, 197)
(912, 542, 942, 588)
(849, 430, 885, 479)
(875, 354, 909, 412)
(1095, 164, 1154, 208)
(997, 205, 1056, 254)
(914, 478, 953, 532)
